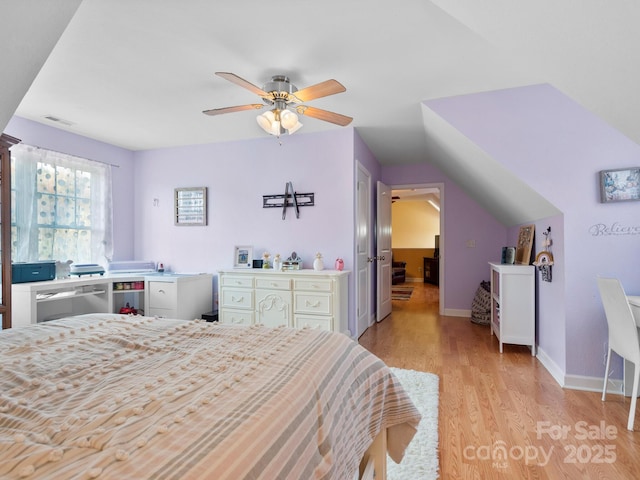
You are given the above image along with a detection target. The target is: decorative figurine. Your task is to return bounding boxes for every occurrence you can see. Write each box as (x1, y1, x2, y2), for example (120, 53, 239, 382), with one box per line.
(313, 252, 324, 271)
(262, 252, 271, 269)
(55, 259, 73, 279)
(533, 227, 554, 282)
(335, 258, 344, 271)
(273, 253, 282, 271)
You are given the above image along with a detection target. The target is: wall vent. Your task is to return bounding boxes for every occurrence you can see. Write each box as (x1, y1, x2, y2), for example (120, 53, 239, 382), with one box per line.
(44, 115, 75, 127)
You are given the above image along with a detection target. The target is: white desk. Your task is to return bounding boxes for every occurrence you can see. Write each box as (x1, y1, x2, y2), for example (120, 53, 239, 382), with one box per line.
(12, 273, 213, 327)
(623, 295, 640, 396)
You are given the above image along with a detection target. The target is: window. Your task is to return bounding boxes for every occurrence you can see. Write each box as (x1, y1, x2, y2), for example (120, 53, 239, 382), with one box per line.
(10, 144, 113, 265)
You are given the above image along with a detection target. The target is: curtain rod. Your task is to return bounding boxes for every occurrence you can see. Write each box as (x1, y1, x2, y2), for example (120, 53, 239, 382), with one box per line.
(17, 143, 121, 168)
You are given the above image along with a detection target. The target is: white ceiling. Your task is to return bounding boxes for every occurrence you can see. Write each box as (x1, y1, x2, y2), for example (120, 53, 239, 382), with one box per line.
(7, 0, 640, 168)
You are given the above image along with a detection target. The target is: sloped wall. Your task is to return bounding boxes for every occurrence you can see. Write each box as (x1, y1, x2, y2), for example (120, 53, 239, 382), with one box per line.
(426, 83, 640, 383)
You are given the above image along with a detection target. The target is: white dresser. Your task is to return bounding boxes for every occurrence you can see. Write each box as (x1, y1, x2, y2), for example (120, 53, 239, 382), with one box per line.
(218, 269, 350, 336)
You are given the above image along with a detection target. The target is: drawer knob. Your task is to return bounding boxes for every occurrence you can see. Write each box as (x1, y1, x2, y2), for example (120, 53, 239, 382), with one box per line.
(158, 289, 165, 294)
(231, 296, 244, 303)
(305, 300, 321, 308)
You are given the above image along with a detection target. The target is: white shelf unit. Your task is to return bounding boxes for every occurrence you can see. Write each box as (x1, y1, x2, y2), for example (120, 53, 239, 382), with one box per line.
(12, 273, 213, 327)
(489, 262, 536, 356)
(111, 277, 146, 315)
(218, 269, 350, 336)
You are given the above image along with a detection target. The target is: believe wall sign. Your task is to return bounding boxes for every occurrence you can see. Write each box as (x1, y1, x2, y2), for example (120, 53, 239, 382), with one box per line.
(589, 222, 640, 236)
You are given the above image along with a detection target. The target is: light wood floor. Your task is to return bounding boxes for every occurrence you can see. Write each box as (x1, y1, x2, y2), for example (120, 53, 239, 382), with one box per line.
(359, 282, 640, 479)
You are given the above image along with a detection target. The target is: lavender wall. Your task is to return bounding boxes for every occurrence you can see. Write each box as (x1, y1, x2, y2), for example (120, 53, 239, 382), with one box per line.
(429, 84, 640, 381)
(131, 128, 359, 332)
(6, 116, 500, 335)
(382, 162, 507, 314)
(5, 116, 136, 261)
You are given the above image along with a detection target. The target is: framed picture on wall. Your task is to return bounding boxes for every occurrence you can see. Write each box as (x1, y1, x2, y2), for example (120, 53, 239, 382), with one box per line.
(599, 167, 640, 203)
(174, 187, 207, 226)
(234, 246, 253, 268)
(515, 224, 535, 265)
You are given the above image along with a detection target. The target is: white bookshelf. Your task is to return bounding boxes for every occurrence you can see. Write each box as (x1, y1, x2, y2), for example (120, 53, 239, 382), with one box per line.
(489, 262, 536, 355)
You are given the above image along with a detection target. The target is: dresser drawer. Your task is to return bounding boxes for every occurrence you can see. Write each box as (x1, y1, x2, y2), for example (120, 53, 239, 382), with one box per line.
(220, 309, 253, 325)
(293, 278, 332, 292)
(255, 277, 291, 290)
(294, 292, 332, 316)
(148, 282, 177, 309)
(220, 288, 253, 310)
(295, 315, 332, 331)
(221, 275, 254, 288)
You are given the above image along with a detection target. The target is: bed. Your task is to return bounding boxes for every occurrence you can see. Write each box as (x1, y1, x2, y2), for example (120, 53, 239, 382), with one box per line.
(0, 314, 421, 479)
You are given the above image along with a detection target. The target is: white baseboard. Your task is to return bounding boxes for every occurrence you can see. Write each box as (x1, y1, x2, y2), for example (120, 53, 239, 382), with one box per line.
(535, 347, 565, 387)
(564, 374, 623, 395)
(536, 346, 624, 394)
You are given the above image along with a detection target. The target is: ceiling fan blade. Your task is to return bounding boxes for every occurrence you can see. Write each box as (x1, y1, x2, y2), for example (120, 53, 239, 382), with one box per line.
(203, 104, 264, 116)
(291, 79, 346, 103)
(215, 72, 271, 100)
(295, 105, 353, 126)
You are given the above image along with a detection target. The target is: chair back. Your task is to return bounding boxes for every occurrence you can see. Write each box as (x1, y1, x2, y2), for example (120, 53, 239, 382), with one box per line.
(597, 277, 640, 365)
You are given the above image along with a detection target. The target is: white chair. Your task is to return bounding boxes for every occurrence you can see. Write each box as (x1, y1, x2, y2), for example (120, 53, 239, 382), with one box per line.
(598, 277, 640, 431)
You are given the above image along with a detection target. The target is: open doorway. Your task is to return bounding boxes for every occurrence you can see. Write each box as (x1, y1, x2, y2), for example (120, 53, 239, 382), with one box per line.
(390, 184, 443, 312)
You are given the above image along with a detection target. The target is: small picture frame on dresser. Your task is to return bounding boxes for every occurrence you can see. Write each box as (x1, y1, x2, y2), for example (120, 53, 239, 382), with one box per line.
(234, 246, 253, 268)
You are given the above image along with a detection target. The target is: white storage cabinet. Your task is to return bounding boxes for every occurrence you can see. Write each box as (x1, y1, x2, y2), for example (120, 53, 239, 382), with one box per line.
(144, 274, 213, 319)
(489, 262, 536, 355)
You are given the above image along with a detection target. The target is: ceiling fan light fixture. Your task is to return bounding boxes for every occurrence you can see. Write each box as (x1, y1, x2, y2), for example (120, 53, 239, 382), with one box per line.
(287, 120, 303, 135)
(270, 120, 283, 136)
(256, 110, 276, 133)
(257, 108, 301, 136)
(207, 72, 351, 136)
(280, 109, 298, 130)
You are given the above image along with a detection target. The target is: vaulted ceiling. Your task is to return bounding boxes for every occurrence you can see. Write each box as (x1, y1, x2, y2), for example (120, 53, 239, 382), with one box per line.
(2, 1, 639, 225)
(4, 0, 640, 161)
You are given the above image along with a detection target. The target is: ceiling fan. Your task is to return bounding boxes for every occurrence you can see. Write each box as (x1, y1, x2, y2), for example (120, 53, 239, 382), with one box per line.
(203, 72, 353, 136)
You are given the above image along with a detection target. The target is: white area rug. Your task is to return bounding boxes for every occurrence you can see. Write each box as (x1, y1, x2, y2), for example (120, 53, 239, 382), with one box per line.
(388, 367, 440, 480)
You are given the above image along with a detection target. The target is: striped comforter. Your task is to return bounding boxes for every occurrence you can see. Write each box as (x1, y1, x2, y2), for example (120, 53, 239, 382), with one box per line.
(0, 314, 421, 479)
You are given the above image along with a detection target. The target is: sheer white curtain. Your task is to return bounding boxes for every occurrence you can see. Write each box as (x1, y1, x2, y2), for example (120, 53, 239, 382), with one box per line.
(10, 143, 113, 265)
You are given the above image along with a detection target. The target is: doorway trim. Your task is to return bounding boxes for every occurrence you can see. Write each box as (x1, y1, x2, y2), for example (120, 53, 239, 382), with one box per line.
(390, 182, 445, 315)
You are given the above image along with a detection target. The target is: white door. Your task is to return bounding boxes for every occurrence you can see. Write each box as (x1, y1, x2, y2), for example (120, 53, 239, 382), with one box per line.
(376, 181, 392, 322)
(355, 162, 372, 337)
